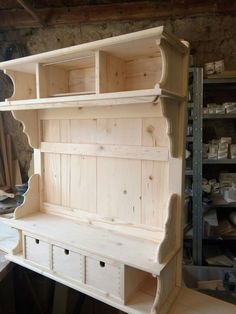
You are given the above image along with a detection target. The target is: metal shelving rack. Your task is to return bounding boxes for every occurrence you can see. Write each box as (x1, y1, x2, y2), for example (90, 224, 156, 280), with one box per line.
(191, 68, 203, 265)
(201, 77, 236, 266)
(184, 68, 203, 265)
(185, 70, 236, 266)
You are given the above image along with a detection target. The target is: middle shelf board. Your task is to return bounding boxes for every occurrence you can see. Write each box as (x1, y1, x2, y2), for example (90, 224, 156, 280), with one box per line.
(3, 212, 166, 275)
(0, 89, 167, 111)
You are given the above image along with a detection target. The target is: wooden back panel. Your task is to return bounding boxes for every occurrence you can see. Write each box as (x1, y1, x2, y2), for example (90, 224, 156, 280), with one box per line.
(39, 102, 170, 235)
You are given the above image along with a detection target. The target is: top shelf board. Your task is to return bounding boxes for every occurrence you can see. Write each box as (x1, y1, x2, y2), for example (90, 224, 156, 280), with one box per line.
(0, 26, 187, 72)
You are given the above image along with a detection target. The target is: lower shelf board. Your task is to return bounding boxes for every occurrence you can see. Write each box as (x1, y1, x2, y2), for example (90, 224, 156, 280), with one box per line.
(4, 212, 165, 274)
(6, 253, 155, 314)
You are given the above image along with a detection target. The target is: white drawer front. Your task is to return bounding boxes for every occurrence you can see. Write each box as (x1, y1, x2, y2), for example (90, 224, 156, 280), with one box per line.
(85, 257, 123, 300)
(25, 236, 50, 268)
(52, 246, 83, 282)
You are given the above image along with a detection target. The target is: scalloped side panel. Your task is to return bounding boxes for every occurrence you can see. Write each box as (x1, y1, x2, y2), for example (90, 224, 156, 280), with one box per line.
(14, 174, 40, 219)
(152, 255, 180, 314)
(12, 110, 39, 149)
(157, 194, 178, 264)
(12, 229, 23, 255)
(160, 96, 181, 158)
(158, 37, 189, 98)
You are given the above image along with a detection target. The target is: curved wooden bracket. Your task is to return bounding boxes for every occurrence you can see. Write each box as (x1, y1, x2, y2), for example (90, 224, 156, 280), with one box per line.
(152, 255, 180, 314)
(12, 110, 39, 149)
(14, 174, 40, 219)
(11, 229, 23, 255)
(157, 194, 178, 264)
(157, 39, 168, 90)
(158, 37, 188, 98)
(160, 96, 181, 158)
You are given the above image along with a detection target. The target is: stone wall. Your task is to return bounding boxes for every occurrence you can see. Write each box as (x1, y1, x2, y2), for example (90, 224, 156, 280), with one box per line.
(1, 14, 236, 180)
(1, 15, 236, 67)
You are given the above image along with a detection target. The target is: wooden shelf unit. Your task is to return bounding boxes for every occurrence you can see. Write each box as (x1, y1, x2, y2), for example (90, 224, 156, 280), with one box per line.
(0, 27, 189, 314)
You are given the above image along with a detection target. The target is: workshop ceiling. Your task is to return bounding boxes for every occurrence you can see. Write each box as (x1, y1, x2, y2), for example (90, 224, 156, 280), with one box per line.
(0, 0, 235, 29)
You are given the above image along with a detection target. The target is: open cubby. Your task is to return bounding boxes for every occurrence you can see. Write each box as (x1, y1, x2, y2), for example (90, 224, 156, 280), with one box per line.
(37, 55, 96, 98)
(98, 50, 162, 93)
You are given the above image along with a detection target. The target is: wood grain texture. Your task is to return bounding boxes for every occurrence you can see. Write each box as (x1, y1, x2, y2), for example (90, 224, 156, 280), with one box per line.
(70, 155, 96, 213)
(41, 142, 169, 161)
(97, 157, 142, 223)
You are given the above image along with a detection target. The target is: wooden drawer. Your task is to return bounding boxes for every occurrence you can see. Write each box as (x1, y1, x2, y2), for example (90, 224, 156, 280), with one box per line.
(85, 256, 124, 301)
(24, 235, 51, 269)
(52, 245, 83, 282)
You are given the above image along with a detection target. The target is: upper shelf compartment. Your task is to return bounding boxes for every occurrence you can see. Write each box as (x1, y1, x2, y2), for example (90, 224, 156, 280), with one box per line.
(38, 54, 96, 98)
(0, 26, 189, 107)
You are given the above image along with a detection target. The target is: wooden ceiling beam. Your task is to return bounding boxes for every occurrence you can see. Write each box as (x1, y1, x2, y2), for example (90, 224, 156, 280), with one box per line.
(0, 0, 235, 29)
(16, 0, 46, 27)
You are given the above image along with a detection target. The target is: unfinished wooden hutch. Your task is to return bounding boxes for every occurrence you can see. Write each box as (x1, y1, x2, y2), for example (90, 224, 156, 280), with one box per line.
(0, 26, 190, 313)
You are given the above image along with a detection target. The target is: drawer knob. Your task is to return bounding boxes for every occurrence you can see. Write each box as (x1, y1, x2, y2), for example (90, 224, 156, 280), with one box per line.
(99, 261, 105, 268)
(64, 249, 69, 255)
(35, 239, 39, 244)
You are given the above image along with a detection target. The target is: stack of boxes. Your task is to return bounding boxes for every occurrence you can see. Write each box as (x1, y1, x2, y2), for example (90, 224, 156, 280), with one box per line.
(203, 102, 236, 115)
(203, 137, 236, 160)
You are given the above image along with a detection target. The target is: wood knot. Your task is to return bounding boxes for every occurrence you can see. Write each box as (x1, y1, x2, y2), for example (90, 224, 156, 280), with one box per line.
(146, 125, 155, 134)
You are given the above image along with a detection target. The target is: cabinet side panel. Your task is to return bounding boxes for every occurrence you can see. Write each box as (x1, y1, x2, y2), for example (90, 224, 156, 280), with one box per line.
(160, 39, 186, 96)
(98, 51, 125, 93)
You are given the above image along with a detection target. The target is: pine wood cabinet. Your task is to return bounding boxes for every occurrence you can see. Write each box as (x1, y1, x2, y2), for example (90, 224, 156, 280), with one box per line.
(0, 26, 190, 313)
